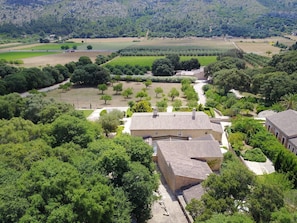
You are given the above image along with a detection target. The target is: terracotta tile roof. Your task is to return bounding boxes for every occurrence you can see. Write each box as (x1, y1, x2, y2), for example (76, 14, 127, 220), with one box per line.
(130, 112, 212, 131)
(266, 109, 297, 137)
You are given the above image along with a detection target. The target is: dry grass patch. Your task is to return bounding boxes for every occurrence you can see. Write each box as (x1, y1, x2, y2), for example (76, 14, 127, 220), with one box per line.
(21, 51, 109, 67)
(46, 81, 187, 109)
(234, 36, 296, 56)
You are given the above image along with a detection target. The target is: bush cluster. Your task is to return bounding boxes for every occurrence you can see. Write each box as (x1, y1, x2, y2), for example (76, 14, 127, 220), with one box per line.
(105, 64, 150, 76)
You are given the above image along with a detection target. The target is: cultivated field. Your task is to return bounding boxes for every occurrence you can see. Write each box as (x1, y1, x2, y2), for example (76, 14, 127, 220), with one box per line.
(21, 51, 109, 67)
(1, 37, 290, 67)
(0, 51, 58, 61)
(233, 36, 296, 56)
(46, 81, 187, 109)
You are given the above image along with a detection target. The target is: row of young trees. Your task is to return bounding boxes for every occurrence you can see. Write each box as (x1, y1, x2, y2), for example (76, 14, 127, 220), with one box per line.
(0, 93, 158, 223)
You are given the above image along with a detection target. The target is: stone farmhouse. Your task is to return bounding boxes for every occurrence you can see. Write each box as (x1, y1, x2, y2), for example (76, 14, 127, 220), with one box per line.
(265, 109, 297, 155)
(157, 136, 223, 192)
(130, 110, 224, 200)
(130, 109, 223, 142)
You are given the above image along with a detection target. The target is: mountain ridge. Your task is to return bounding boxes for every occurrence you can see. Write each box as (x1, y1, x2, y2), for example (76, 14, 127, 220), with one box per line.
(0, 0, 296, 38)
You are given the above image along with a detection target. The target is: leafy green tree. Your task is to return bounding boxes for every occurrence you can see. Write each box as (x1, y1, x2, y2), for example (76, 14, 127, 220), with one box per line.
(77, 56, 92, 66)
(111, 188, 132, 223)
(280, 93, 297, 110)
(98, 145, 130, 185)
(144, 79, 152, 88)
(4, 73, 28, 93)
(71, 65, 110, 86)
(101, 94, 112, 104)
(51, 114, 96, 147)
(55, 64, 70, 79)
(113, 83, 123, 95)
(43, 66, 64, 83)
(131, 100, 153, 112)
(166, 54, 180, 70)
(39, 102, 73, 124)
(0, 117, 43, 145)
(180, 58, 200, 71)
(98, 84, 108, 94)
(136, 90, 148, 101)
(122, 87, 133, 99)
(114, 135, 154, 172)
(202, 213, 254, 223)
(168, 87, 180, 101)
(187, 152, 256, 221)
(154, 87, 163, 98)
(99, 109, 124, 136)
(87, 45, 93, 50)
(172, 99, 183, 111)
(213, 68, 251, 94)
(248, 181, 284, 223)
(21, 94, 52, 123)
(271, 207, 297, 223)
(156, 99, 168, 112)
(152, 58, 174, 76)
(260, 72, 293, 103)
(122, 162, 158, 223)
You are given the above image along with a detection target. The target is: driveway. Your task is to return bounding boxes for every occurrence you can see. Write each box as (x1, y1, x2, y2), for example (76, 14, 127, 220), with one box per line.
(194, 80, 207, 106)
(148, 177, 188, 223)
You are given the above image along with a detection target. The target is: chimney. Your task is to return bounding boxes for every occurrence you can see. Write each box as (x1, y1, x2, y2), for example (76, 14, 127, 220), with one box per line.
(153, 108, 158, 118)
(192, 108, 196, 120)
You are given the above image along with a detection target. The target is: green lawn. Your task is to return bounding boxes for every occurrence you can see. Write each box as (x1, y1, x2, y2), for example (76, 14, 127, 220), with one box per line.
(106, 56, 217, 67)
(82, 110, 94, 118)
(0, 51, 59, 60)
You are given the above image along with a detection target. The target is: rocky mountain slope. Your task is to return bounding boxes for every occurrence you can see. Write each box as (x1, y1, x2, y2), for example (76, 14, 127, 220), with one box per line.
(0, 0, 296, 38)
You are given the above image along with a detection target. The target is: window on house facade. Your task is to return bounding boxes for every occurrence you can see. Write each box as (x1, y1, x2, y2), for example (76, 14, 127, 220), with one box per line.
(282, 137, 285, 145)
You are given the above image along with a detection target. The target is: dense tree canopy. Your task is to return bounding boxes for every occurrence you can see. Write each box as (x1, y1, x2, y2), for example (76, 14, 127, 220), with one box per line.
(0, 96, 158, 223)
(186, 152, 289, 223)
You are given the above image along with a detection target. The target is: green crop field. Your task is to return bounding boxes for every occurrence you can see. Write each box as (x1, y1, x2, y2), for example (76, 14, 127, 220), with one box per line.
(106, 56, 163, 67)
(0, 51, 59, 60)
(180, 56, 217, 65)
(106, 56, 216, 67)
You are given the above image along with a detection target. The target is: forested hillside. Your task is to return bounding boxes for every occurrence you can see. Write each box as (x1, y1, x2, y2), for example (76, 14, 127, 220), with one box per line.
(0, 0, 296, 38)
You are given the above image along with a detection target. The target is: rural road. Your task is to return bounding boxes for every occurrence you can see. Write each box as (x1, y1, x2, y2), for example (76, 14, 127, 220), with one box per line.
(19, 79, 70, 98)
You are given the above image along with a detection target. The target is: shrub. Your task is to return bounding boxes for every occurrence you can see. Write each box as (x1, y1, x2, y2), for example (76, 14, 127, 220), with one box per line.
(100, 109, 107, 116)
(242, 148, 267, 162)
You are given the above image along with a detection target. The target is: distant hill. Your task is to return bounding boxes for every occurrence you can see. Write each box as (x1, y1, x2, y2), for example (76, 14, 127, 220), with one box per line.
(0, 0, 297, 38)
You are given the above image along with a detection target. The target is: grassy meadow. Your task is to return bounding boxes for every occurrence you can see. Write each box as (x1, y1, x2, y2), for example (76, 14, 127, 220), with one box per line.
(0, 51, 59, 60)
